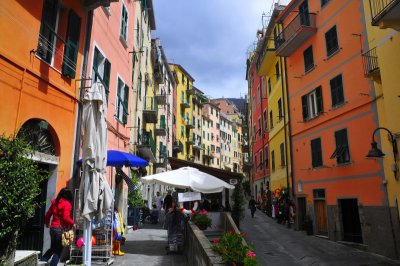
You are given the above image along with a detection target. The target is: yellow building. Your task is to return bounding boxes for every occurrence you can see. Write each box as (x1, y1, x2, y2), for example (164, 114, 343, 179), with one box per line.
(170, 64, 194, 161)
(256, 5, 291, 193)
(362, 0, 400, 234)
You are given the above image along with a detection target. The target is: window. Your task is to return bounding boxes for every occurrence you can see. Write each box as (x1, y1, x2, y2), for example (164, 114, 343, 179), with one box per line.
(211, 121, 213, 128)
(211, 108, 214, 115)
(280, 143, 285, 166)
(325, 26, 339, 57)
(269, 110, 274, 129)
(301, 86, 323, 120)
(278, 98, 283, 121)
(268, 78, 272, 94)
(138, 73, 142, 100)
(265, 145, 269, 169)
(115, 77, 129, 124)
(217, 159, 220, 165)
(120, 4, 128, 42)
(258, 118, 261, 136)
(259, 151, 263, 170)
(303, 46, 314, 72)
(321, 0, 331, 7)
(254, 154, 257, 171)
(181, 126, 185, 137)
(275, 61, 280, 80)
(330, 74, 344, 107)
(254, 125, 257, 140)
(207, 133, 210, 141)
(311, 138, 323, 168)
(331, 128, 350, 164)
(216, 123, 220, 129)
(93, 47, 111, 101)
(257, 86, 261, 104)
(37, 1, 81, 79)
(313, 189, 325, 199)
(271, 150, 275, 171)
(211, 133, 214, 140)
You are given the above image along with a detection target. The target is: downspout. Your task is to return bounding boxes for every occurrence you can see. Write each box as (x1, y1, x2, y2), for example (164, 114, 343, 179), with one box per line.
(281, 55, 295, 199)
(72, 10, 93, 189)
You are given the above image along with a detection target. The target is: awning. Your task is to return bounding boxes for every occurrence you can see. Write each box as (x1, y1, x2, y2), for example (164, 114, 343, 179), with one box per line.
(77, 150, 148, 167)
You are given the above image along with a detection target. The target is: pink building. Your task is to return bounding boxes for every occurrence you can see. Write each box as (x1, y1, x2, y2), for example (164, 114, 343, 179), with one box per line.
(202, 102, 221, 168)
(85, 2, 136, 217)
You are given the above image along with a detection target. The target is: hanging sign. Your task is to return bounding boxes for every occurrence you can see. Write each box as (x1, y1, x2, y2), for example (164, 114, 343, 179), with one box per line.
(178, 192, 201, 202)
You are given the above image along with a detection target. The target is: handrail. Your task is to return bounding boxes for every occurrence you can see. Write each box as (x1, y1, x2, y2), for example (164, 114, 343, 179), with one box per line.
(370, 0, 398, 22)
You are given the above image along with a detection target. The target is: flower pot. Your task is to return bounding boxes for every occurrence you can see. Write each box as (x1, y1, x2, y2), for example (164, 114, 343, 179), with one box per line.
(197, 223, 208, 230)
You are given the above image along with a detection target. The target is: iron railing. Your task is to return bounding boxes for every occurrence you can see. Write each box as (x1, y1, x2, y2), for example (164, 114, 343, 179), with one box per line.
(362, 47, 380, 76)
(369, 0, 400, 25)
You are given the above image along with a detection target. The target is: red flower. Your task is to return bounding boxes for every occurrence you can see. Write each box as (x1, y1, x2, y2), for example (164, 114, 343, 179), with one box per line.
(213, 239, 220, 243)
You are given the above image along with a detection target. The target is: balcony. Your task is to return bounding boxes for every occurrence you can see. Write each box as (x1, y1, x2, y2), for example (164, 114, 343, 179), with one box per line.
(275, 13, 317, 57)
(154, 148, 167, 168)
(242, 159, 253, 171)
(180, 98, 191, 109)
(185, 118, 195, 129)
(187, 85, 195, 95)
(362, 47, 381, 79)
(186, 135, 195, 145)
(137, 130, 156, 162)
(242, 143, 249, 153)
(192, 140, 203, 150)
(369, 0, 400, 29)
(173, 140, 183, 154)
(186, 155, 195, 162)
(155, 119, 167, 136)
(155, 90, 167, 105)
(81, 0, 118, 10)
(203, 147, 214, 159)
(143, 97, 158, 123)
(256, 37, 277, 76)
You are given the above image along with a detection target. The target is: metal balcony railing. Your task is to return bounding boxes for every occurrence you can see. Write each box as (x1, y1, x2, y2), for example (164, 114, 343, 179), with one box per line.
(362, 47, 380, 78)
(369, 0, 400, 26)
(140, 130, 156, 155)
(275, 13, 317, 56)
(143, 97, 158, 123)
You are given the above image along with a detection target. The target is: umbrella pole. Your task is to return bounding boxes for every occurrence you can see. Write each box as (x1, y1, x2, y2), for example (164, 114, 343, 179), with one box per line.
(83, 171, 92, 266)
(83, 220, 92, 266)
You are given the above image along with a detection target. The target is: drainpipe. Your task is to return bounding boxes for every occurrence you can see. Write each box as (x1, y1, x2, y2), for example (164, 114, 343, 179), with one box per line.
(281, 55, 295, 199)
(72, 10, 93, 189)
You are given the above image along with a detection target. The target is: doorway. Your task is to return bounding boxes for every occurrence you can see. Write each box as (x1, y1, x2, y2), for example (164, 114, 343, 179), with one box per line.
(17, 163, 49, 251)
(297, 197, 306, 230)
(314, 200, 328, 235)
(340, 199, 363, 243)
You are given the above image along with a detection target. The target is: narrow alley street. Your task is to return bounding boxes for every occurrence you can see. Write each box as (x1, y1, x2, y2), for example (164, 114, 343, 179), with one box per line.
(241, 210, 400, 266)
(113, 223, 187, 266)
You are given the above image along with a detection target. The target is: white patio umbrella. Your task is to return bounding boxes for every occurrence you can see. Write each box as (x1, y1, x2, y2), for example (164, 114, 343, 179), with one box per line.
(80, 82, 113, 266)
(141, 166, 234, 194)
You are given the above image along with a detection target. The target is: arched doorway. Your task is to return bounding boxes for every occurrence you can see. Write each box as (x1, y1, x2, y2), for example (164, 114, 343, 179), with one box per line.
(16, 119, 59, 253)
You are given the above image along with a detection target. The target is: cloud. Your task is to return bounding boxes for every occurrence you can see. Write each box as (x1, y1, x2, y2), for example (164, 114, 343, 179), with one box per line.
(153, 0, 275, 98)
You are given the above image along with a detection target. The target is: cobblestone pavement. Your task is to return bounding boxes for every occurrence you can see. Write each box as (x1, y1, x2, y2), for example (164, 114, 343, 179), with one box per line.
(241, 209, 400, 266)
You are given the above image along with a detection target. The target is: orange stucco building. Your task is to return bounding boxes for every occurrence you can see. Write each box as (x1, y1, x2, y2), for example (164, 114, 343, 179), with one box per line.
(279, 0, 396, 258)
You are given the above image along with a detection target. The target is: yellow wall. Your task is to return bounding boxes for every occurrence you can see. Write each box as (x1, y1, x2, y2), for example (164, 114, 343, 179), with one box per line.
(363, 0, 400, 210)
(171, 65, 194, 160)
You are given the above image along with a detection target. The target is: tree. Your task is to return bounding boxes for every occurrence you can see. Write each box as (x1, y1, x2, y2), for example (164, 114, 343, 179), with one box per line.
(128, 172, 144, 208)
(231, 176, 246, 228)
(0, 134, 48, 265)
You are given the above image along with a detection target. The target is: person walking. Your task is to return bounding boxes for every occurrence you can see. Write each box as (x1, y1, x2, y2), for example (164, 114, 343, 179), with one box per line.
(248, 196, 256, 218)
(40, 188, 74, 266)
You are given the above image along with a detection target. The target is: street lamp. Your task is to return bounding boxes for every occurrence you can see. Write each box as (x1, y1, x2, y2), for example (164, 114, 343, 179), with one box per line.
(366, 127, 398, 178)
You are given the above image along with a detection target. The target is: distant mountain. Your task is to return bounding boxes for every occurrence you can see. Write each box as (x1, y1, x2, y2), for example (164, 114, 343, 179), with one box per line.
(226, 98, 246, 115)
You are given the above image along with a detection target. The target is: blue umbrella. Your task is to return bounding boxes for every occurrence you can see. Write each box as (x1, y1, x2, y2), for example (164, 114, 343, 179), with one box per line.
(77, 150, 148, 167)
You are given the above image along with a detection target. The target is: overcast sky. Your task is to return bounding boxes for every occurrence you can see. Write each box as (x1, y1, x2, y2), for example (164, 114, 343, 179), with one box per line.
(153, 0, 288, 99)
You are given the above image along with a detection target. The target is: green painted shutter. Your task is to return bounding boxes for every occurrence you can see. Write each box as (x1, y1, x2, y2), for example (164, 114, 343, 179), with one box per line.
(301, 95, 308, 120)
(123, 85, 129, 124)
(62, 10, 81, 78)
(103, 59, 111, 101)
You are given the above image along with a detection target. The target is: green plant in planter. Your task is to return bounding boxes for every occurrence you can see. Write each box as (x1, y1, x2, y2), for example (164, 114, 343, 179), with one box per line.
(0, 134, 48, 264)
(212, 231, 258, 266)
(193, 210, 212, 230)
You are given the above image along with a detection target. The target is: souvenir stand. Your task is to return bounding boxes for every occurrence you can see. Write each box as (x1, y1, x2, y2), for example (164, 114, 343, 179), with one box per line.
(68, 150, 148, 265)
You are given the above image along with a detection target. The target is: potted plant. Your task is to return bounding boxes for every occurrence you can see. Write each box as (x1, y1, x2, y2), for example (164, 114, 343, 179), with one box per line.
(193, 210, 212, 230)
(212, 231, 258, 265)
(303, 214, 314, 235)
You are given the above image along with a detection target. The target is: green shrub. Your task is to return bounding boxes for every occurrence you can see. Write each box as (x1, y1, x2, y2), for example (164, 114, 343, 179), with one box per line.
(0, 134, 48, 264)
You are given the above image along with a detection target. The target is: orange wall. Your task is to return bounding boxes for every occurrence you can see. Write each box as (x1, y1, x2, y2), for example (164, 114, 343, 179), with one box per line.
(0, 0, 87, 191)
(285, 0, 384, 206)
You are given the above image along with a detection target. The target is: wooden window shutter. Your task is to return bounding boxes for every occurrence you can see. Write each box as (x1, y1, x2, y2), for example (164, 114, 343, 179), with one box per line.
(103, 59, 111, 100)
(62, 10, 81, 79)
(123, 85, 129, 124)
(301, 94, 308, 120)
(316, 86, 323, 114)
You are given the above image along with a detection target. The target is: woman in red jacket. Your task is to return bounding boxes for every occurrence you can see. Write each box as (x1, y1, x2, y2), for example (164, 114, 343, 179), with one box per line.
(41, 188, 74, 266)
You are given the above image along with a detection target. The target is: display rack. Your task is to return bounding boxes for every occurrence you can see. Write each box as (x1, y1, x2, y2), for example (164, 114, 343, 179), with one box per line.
(67, 189, 114, 265)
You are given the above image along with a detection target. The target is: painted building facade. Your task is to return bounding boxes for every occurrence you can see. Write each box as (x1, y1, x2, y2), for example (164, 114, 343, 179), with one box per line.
(280, 0, 394, 258)
(0, 0, 110, 254)
(191, 87, 206, 164)
(362, 0, 400, 257)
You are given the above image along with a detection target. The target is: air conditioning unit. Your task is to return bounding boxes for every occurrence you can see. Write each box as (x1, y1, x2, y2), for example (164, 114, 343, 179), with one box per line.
(229, 179, 238, 185)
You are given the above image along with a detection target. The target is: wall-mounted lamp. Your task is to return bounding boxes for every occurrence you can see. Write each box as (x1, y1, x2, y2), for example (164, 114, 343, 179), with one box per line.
(366, 127, 398, 178)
